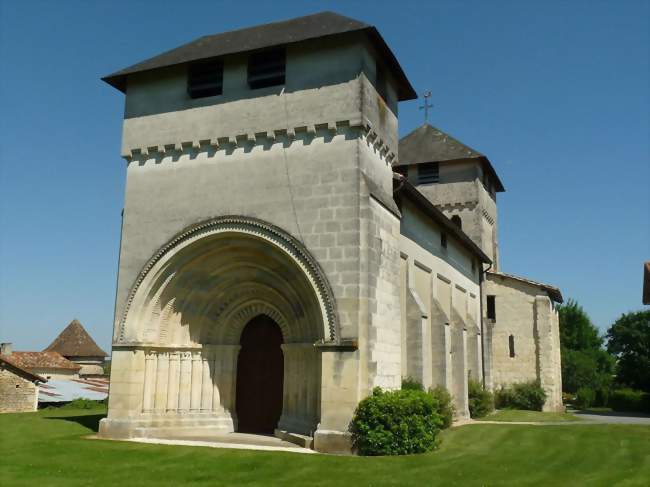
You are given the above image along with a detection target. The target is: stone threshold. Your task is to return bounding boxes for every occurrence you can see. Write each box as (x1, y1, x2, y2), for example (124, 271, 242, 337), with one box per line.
(88, 433, 317, 454)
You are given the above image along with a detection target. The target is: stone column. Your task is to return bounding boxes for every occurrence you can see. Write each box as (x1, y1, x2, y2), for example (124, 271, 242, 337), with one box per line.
(190, 351, 202, 412)
(178, 351, 192, 413)
(142, 350, 157, 413)
(200, 347, 213, 412)
(154, 351, 169, 413)
(166, 351, 180, 412)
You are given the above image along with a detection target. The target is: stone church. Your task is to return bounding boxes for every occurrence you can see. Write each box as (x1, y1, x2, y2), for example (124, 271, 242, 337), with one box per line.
(98, 12, 563, 453)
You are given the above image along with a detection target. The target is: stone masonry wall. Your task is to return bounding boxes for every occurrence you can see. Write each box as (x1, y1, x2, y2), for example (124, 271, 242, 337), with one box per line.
(0, 367, 37, 413)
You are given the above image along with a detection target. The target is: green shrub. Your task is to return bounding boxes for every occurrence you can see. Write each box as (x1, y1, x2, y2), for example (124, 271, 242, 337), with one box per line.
(401, 377, 424, 391)
(430, 385, 454, 428)
(609, 389, 650, 413)
(575, 387, 596, 409)
(50, 398, 106, 410)
(495, 381, 547, 411)
(468, 379, 494, 418)
(350, 387, 443, 456)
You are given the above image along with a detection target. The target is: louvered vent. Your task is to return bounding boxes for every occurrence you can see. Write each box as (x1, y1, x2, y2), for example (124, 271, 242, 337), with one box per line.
(248, 48, 286, 89)
(188, 60, 223, 99)
(417, 162, 439, 184)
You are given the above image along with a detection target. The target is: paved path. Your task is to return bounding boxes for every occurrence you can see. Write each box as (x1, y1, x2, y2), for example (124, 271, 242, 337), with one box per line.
(459, 412, 650, 427)
(573, 411, 650, 425)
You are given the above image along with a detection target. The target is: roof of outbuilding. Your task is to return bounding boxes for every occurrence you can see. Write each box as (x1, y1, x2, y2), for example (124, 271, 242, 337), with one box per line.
(393, 174, 492, 264)
(643, 262, 650, 304)
(102, 11, 417, 101)
(0, 355, 47, 383)
(396, 123, 505, 192)
(487, 271, 563, 303)
(7, 351, 81, 371)
(44, 320, 107, 358)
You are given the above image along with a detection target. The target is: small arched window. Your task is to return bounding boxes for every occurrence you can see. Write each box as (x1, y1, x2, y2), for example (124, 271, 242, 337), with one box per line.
(451, 215, 462, 229)
(508, 335, 515, 358)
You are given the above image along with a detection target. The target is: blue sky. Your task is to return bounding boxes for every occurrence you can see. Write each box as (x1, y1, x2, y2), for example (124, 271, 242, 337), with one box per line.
(1, 0, 648, 352)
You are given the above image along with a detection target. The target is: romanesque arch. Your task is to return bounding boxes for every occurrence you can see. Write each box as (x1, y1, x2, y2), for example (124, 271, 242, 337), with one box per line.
(116, 216, 337, 436)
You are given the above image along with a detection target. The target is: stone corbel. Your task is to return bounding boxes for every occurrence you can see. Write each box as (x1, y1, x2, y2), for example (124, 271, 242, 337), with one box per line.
(313, 338, 358, 352)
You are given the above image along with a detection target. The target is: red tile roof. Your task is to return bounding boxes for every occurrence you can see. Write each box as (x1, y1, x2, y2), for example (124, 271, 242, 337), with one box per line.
(0, 355, 47, 382)
(9, 351, 81, 371)
(44, 319, 107, 358)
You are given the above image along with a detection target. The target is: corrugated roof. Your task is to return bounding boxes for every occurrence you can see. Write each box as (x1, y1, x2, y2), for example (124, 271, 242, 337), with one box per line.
(0, 355, 47, 383)
(44, 319, 107, 358)
(39, 378, 109, 403)
(396, 123, 505, 192)
(487, 271, 563, 303)
(7, 351, 81, 371)
(393, 173, 492, 264)
(102, 11, 417, 101)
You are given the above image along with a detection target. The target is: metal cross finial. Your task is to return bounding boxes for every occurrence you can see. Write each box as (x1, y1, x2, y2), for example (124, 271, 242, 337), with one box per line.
(419, 90, 433, 122)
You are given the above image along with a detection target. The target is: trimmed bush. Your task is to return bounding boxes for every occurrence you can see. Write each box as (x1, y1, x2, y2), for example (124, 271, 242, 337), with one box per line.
(401, 377, 424, 391)
(575, 387, 595, 409)
(430, 385, 454, 428)
(609, 389, 650, 413)
(468, 379, 494, 418)
(495, 381, 547, 411)
(350, 387, 443, 456)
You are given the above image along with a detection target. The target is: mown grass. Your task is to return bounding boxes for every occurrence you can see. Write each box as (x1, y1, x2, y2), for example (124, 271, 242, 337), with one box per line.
(476, 409, 583, 422)
(1, 407, 649, 486)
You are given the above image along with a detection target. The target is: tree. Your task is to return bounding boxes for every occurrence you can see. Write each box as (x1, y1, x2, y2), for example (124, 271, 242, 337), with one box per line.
(559, 300, 602, 351)
(557, 300, 614, 397)
(606, 310, 650, 392)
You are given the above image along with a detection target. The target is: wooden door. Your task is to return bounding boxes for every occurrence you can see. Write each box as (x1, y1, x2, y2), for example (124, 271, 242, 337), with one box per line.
(235, 315, 284, 434)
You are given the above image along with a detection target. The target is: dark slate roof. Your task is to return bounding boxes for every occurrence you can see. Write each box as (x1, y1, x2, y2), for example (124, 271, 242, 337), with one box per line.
(487, 271, 563, 303)
(396, 123, 505, 192)
(44, 320, 107, 358)
(102, 11, 417, 101)
(0, 355, 47, 383)
(393, 174, 492, 264)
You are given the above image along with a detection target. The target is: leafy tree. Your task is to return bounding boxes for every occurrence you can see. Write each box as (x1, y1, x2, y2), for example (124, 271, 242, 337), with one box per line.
(606, 310, 650, 392)
(559, 300, 602, 351)
(557, 300, 614, 397)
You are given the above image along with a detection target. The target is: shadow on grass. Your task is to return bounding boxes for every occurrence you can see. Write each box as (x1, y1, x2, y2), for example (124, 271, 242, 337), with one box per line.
(45, 413, 106, 433)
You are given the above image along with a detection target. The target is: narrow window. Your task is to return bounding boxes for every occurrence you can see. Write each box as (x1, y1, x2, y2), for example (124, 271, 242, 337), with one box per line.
(248, 48, 286, 89)
(509, 335, 516, 358)
(486, 295, 496, 320)
(417, 162, 439, 184)
(441, 232, 447, 249)
(187, 59, 223, 98)
(451, 215, 462, 229)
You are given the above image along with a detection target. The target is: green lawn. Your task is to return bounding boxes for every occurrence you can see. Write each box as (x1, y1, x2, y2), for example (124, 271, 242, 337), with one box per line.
(1, 408, 649, 486)
(476, 409, 583, 422)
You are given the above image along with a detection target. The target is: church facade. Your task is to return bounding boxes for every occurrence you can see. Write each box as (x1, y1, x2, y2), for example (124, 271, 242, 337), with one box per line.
(98, 12, 562, 454)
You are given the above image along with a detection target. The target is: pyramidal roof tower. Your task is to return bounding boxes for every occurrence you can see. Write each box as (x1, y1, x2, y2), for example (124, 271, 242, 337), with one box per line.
(397, 123, 504, 269)
(44, 319, 107, 359)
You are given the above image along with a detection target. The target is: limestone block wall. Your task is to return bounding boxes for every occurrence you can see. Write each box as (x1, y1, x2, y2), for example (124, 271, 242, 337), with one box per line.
(0, 368, 38, 413)
(483, 274, 563, 411)
(416, 178, 498, 270)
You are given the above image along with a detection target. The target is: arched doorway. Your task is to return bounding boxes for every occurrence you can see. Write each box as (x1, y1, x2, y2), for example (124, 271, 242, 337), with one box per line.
(235, 315, 284, 434)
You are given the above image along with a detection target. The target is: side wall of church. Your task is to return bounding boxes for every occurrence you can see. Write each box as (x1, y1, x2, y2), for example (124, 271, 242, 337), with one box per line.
(398, 199, 481, 418)
(483, 275, 563, 411)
